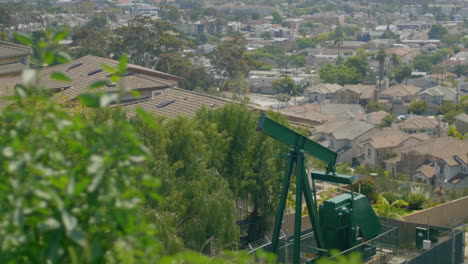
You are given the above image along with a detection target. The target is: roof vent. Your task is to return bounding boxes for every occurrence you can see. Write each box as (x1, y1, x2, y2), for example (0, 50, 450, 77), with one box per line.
(156, 99, 176, 108)
(105, 80, 116, 87)
(87, 68, 103, 76)
(67, 62, 83, 71)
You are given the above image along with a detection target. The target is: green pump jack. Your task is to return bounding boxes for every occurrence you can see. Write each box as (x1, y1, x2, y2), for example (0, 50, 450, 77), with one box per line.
(257, 114, 381, 263)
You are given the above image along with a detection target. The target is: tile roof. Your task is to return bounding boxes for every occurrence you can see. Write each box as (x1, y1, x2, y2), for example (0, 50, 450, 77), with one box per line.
(0, 41, 32, 59)
(279, 104, 335, 123)
(419, 86, 457, 101)
(382, 84, 421, 97)
(119, 88, 231, 119)
(312, 118, 353, 135)
(342, 84, 376, 99)
(0, 55, 179, 102)
(331, 119, 375, 140)
(320, 103, 366, 115)
(363, 128, 430, 149)
(0, 62, 27, 76)
(398, 116, 439, 130)
(356, 111, 390, 125)
(455, 113, 468, 123)
(306, 83, 342, 94)
(400, 137, 468, 166)
(416, 164, 435, 179)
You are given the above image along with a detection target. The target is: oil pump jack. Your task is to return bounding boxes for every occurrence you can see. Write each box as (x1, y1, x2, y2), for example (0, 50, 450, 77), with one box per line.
(257, 114, 382, 263)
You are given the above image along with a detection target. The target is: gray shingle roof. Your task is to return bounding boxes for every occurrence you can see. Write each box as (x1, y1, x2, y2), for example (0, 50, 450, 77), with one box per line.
(331, 119, 374, 140)
(419, 86, 457, 101)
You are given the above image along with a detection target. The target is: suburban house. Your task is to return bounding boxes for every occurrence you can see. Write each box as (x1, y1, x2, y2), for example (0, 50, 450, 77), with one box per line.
(304, 83, 342, 103)
(356, 111, 390, 126)
(455, 113, 468, 135)
(360, 128, 431, 168)
(0, 55, 183, 104)
(418, 85, 457, 114)
(385, 47, 419, 64)
(393, 137, 468, 188)
(0, 41, 32, 78)
(398, 116, 442, 138)
(312, 118, 377, 163)
(333, 84, 376, 106)
(381, 84, 422, 115)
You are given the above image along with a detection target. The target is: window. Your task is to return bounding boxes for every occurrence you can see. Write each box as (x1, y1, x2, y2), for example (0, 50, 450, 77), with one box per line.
(462, 166, 467, 173)
(367, 147, 371, 158)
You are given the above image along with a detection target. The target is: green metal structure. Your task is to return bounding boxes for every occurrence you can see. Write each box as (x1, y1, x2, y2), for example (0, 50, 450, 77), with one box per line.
(256, 114, 381, 263)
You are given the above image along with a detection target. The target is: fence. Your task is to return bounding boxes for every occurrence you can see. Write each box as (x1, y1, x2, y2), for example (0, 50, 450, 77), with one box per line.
(403, 196, 468, 227)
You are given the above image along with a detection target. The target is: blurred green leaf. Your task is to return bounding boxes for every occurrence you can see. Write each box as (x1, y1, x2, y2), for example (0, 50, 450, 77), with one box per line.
(101, 63, 115, 74)
(118, 54, 128, 75)
(89, 80, 107, 89)
(44, 51, 55, 65)
(55, 52, 72, 64)
(50, 72, 72, 83)
(14, 33, 32, 46)
(78, 93, 100, 108)
(53, 30, 68, 42)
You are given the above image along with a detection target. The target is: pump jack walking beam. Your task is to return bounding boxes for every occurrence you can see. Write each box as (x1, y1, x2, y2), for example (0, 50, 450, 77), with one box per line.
(257, 114, 339, 263)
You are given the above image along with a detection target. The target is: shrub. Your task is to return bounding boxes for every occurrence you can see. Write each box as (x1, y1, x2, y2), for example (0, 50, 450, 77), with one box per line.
(406, 193, 427, 210)
(381, 192, 400, 204)
(353, 177, 375, 201)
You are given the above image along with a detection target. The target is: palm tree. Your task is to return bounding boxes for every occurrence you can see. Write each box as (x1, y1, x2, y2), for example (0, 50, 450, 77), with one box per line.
(374, 194, 408, 220)
(334, 38, 343, 57)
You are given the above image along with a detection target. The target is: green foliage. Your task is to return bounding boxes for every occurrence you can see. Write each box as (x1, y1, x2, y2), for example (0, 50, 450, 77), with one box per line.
(288, 54, 307, 68)
(273, 77, 302, 95)
(276, 93, 291, 102)
(428, 24, 448, 39)
(353, 177, 376, 201)
(407, 100, 428, 115)
(271, 11, 283, 24)
(394, 65, 412, 84)
(154, 53, 214, 91)
(447, 126, 467, 140)
(413, 49, 451, 72)
(365, 102, 383, 113)
(375, 195, 409, 219)
(406, 193, 427, 210)
(381, 192, 400, 204)
(319, 51, 369, 85)
(213, 35, 258, 79)
(296, 38, 315, 49)
(0, 89, 161, 263)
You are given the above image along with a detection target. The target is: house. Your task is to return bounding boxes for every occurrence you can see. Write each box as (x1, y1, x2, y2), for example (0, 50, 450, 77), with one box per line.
(0, 55, 183, 104)
(360, 128, 430, 168)
(356, 111, 390, 126)
(312, 118, 377, 163)
(304, 83, 342, 103)
(333, 84, 376, 106)
(398, 116, 442, 138)
(418, 85, 457, 114)
(381, 84, 422, 115)
(393, 137, 468, 188)
(0, 41, 32, 78)
(455, 113, 468, 134)
(119, 88, 231, 119)
(385, 47, 419, 64)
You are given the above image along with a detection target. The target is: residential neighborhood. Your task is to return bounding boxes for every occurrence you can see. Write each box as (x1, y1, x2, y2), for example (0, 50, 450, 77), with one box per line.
(0, 0, 468, 263)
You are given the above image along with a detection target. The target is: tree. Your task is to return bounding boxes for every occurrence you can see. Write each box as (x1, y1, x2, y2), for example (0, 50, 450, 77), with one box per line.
(377, 49, 386, 86)
(407, 100, 428, 114)
(334, 38, 343, 57)
(394, 65, 412, 84)
(296, 38, 315, 49)
(366, 102, 384, 113)
(271, 11, 283, 24)
(447, 126, 467, 140)
(454, 64, 468, 77)
(273, 77, 299, 95)
(380, 114, 399, 127)
(261, 31, 272, 40)
(212, 35, 258, 80)
(428, 24, 448, 39)
(288, 54, 307, 68)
